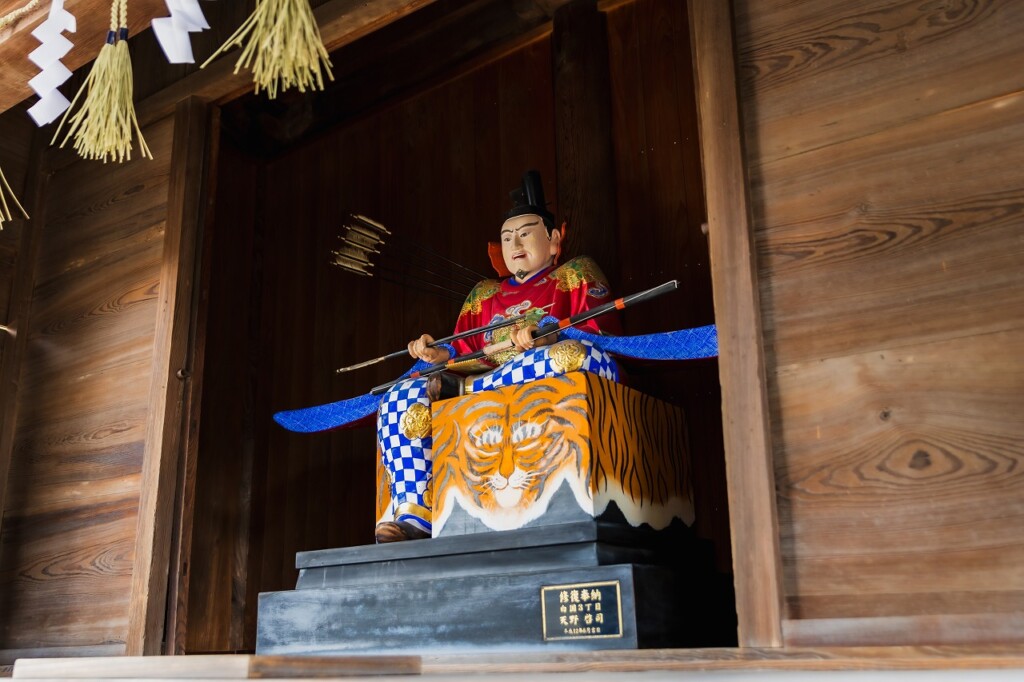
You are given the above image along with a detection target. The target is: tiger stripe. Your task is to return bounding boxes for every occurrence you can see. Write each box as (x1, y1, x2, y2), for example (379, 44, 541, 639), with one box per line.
(415, 372, 693, 535)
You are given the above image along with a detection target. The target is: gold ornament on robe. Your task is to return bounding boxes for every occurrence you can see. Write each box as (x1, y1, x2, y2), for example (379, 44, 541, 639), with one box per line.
(460, 280, 501, 316)
(548, 340, 587, 374)
(553, 257, 609, 293)
(400, 402, 432, 440)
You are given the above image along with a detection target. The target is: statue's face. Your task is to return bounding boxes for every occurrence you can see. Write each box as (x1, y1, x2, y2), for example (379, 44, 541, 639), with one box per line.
(500, 214, 561, 282)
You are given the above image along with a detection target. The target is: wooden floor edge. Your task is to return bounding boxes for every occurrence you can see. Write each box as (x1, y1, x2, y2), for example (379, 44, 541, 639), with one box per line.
(8, 647, 1024, 678)
(11, 654, 420, 679)
(421, 646, 1024, 673)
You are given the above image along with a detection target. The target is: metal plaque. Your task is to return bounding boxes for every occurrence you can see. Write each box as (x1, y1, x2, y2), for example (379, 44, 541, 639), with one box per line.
(540, 580, 623, 641)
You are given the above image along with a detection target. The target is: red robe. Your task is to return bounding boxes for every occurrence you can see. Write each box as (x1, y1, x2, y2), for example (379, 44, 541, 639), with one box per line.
(450, 256, 621, 368)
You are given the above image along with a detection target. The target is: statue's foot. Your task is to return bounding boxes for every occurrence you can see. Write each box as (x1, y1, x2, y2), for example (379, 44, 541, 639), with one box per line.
(375, 520, 430, 543)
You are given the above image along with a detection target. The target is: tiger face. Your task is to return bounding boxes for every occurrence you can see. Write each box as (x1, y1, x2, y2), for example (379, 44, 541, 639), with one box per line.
(466, 407, 561, 509)
(432, 377, 591, 530)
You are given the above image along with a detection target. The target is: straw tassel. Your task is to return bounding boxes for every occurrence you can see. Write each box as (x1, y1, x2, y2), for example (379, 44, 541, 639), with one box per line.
(0, 166, 30, 230)
(202, 0, 334, 99)
(52, 0, 151, 163)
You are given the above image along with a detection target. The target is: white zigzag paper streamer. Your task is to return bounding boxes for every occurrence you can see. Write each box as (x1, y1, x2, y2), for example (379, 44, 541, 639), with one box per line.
(152, 0, 209, 64)
(27, 0, 76, 126)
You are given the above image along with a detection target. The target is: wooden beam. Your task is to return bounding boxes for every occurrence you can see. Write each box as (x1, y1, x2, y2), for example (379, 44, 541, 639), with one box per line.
(135, 0, 439, 128)
(126, 96, 211, 655)
(687, 0, 785, 647)
(0, 1, 437, 118)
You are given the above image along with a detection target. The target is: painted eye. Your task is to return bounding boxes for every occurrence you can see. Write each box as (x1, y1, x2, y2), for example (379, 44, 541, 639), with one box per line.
(511, 421, 541, 445)
(473, 425, 504, 449)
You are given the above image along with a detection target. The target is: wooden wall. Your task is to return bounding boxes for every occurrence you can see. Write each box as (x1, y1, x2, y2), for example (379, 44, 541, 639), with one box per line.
(0, 114, 175, 663)
(733, 0, 1024, 646)
(0, 102, 37, 580)
(0, 104, 34, 322)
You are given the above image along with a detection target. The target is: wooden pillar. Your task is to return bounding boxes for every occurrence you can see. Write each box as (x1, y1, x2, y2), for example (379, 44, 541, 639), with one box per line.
(551, 0, 620, 285)
(127, 97, 213, 655)
(688, 0, 785, 647)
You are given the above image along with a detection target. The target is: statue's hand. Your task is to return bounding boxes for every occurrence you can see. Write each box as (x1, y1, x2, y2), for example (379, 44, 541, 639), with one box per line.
(408, 333, 451, 364)
(511, 324, 555, 352)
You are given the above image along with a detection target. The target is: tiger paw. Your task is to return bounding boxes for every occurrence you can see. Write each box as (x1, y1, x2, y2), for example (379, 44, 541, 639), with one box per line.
(375, 520, 431, 543)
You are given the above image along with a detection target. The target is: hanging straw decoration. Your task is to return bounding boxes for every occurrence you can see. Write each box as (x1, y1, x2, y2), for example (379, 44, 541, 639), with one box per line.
(201, 0, 334, 99)
(52, 0, 151, 163)
(0, 167, 30, 230)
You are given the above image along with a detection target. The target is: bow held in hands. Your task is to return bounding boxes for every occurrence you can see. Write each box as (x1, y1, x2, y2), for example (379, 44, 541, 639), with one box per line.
(408, 334, 451, 365)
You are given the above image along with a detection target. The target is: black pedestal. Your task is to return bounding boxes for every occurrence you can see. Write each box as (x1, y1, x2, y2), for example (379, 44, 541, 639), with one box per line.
(256, 521, 690, 655)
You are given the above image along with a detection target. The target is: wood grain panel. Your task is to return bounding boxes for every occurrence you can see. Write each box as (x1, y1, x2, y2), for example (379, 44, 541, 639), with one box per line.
(0, 111, 174, 656)
(0, 102, 34, 321)
(755, 95, 1024, 365)
(0, 109, 47, 549)
(774, 329, 1024, 609)
(735, 0, 1024, 644)
(736, 0, 1024, 163)
(791, 591, 1024, 621)
(0, 497, 137, 651)
(784, 613, 1024, 648)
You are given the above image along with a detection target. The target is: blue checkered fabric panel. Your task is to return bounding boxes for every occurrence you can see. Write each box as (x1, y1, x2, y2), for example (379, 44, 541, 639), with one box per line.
(468, 340, 618, 393)
(376, 378, 433, 530)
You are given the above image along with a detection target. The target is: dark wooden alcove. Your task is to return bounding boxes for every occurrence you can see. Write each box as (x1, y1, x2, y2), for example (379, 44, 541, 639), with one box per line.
(172, 0, 733, 654)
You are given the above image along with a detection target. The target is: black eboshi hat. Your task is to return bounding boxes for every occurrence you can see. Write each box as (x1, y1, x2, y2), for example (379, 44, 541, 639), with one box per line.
(504, 170, 556, 231)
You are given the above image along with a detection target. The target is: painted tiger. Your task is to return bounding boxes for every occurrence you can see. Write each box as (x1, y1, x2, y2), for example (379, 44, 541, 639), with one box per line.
(420, 372, 694, 535)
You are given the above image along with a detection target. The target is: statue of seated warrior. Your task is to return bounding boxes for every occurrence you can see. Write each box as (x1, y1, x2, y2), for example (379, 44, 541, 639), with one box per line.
(374, 170, 623, 543)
